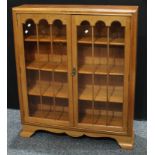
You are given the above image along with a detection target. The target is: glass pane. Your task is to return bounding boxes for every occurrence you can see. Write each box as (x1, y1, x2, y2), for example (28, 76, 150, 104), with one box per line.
(23, 19, 36, 40)
(78, 45, 94, 74)
(26, 70, 39, 96)
(78, 100, 92, 124)
(55, 98, 69, 121)
(23, 18, 69, 123)
(108, 21, 125, 127)
(94, 21, 108, 75)
(93, 102, 107, 125)
(77, 21, 93, 124)
(51, 20, 67, 71)
(52, 20, 66, 42)
(77, 20, 108, 126)
(38, 19, 50, 40)
(94, 21, 107, 44)
(93, 75, 107, 125)
(110, 21, 125, 45)
(77, 21, 92, 73)
(77, 21, 92, 44)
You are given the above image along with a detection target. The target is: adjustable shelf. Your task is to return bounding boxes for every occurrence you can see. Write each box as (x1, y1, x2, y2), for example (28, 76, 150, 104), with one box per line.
(77, 37, 124, 46)
(78, 99, 123, 126)
(41, 62, 67, 72)
(109, 38, 124, 46)
(28, 96, 69, 121)
(79, 85, 123, 103)
(43, 83, 68, 98)
(79, 113, 122, 126)
(24, 35, 67, 43)
(30, 110, 68, 121)
(53, 36, 66, 43)
(26, 61, 67, 72)
(26, 61, 47, 70)
(78, 64, 124, 76)
(28, 82, 68, 99)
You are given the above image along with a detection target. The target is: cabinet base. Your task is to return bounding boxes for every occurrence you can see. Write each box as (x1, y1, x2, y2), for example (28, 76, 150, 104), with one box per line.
(20, 124, 134, 149)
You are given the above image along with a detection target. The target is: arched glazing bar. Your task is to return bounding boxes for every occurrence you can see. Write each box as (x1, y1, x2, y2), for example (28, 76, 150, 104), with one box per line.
(77, 20, 92, 44)
(38, 19, 50, 41)
(94, 21, 107, 44)
(52, 19, 67, 43)
(109, 21, 125, 45)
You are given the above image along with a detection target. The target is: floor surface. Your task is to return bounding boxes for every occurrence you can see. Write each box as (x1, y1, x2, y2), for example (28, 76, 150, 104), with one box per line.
(7, 109, 147, 155)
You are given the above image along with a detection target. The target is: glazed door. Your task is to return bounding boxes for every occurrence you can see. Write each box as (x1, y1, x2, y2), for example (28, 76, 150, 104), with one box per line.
(72, 15, 131, 132)
(17, 14, 73, 126)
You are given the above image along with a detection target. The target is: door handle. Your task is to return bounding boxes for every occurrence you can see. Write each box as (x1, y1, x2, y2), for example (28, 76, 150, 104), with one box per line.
(72, 68, 76, 77)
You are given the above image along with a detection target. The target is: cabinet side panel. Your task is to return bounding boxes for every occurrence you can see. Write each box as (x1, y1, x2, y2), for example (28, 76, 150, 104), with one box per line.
(128, 12, 138, 135)
(12, 11, 25, 123)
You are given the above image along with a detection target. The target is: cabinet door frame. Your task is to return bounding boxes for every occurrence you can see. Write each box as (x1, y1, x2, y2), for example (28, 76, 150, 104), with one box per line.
(16, 13, 74, 127)
(71, 15, 131, 133)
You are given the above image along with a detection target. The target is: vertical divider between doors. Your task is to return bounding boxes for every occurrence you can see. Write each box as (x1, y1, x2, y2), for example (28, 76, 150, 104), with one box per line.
(66, 15, 74, 126)
(70, 15, 74, 126)
(71, 16, 78, 126)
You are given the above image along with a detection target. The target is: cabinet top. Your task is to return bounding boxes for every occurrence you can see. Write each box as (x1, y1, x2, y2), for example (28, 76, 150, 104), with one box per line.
(12, 4, 138, 14)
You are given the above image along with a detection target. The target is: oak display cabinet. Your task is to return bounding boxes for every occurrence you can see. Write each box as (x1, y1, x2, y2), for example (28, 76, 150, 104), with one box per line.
(12, 5, 138, 149)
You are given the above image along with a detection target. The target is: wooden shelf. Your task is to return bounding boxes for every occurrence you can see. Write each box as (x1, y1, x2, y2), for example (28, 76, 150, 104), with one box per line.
(53, 36, 66, 43)
(26, 61, 67, 72)
(109, 86, 123, 103)
(77, 37, 124, 45)
(79, 113, 122, 126)
(39, 35, 51, 42)
(96, 65, 124, 75)
(110, 38, 124, 46)
(79, 85, 100, 101)
(43, 83, 68, 98)
(28, 83, 41, 96)
(40, 62, 67, 72)
(79, 85, 123, 103)
(78, 37, 92, 44)
(95, 37, 107, 45)
(25, 35, 50, 42)
(24, 35, 38, 42)
(30, 110, 68, 121)
(24, 35, 66, 43)
(78, 64, 124, 75)
(26, 61, 47, 70)
(95, 86, 107, 102)
(28, 82, 68, 98)
(78, 64, 96, 74)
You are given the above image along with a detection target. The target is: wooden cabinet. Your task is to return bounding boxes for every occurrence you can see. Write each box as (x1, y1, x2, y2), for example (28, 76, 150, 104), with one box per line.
(12, 5, 138, 149)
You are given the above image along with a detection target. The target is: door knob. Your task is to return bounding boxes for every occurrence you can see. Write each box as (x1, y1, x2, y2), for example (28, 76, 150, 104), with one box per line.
(72, 68, 76, 76)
